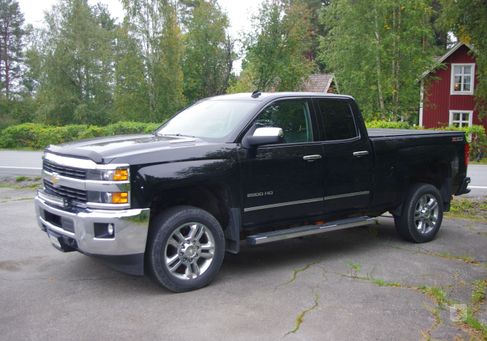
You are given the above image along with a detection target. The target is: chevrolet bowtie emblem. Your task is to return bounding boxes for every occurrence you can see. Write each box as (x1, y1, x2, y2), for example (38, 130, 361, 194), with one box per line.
(51, 172, 60, 186)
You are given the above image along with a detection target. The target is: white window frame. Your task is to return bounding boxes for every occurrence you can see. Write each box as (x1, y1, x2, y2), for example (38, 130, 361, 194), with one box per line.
(449, 110, 473, 127)
(450, 63, 475, 95)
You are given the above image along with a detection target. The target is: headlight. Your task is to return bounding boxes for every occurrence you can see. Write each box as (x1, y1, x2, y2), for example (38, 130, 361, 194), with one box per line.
(86, 167, 130, 181)
(87, 191, 129, 204)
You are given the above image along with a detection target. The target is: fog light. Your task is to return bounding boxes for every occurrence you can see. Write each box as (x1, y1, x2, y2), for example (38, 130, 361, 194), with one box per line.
(107, 224, 114, 235)
(94, 223, 115, 238)
(111, 192, 128, 204)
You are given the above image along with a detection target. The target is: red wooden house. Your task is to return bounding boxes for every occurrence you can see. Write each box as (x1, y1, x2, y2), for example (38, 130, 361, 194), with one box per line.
(419, 42, 487, 132)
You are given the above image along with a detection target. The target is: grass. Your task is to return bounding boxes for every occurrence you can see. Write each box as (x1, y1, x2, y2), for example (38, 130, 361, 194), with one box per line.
(470, 158, 487, 165)
(347, 261, 362, 277)
(446, 197, 487, 221)
(418, 285, 451, 307)
(371, 277, 402, 288)
(471, 280, 486, 307)
(286, 294, 320, 335)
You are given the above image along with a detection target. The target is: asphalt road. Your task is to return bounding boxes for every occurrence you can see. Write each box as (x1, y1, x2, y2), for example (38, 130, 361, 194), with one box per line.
(0, 188, 486, 340)
(1, 150, 486, 196)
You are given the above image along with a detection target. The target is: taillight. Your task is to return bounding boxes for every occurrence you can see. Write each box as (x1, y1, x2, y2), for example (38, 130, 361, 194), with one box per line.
(464, 142, 470, 167)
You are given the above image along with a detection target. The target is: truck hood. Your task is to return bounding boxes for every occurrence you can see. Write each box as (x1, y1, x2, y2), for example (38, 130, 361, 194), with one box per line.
(46, 134, 213, 164)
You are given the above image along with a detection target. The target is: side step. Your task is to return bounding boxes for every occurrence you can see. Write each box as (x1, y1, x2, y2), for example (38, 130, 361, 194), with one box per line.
(246, 216, 377, 245)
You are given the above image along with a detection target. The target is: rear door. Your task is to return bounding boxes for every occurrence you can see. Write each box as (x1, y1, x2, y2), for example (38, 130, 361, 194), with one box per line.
(240, 98, 325, 226)
(314, 98, 373, 216)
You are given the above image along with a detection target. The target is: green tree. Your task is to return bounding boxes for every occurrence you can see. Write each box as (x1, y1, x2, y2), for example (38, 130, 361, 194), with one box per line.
(154, 1, 185, 120)
(112, 20, 151, 122)
(0, 0, 25, 99)
(321, 0, 437, 121)
(181, 0, 233, 103)
(440, 0, 487, 116)
(121, 0, 185, 121)
(232, 0, 315, 92)
(35, 0, 116, 125)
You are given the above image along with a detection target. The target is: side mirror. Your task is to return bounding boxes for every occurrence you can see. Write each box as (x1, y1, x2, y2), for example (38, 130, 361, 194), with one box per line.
(242, 127, 284, 148)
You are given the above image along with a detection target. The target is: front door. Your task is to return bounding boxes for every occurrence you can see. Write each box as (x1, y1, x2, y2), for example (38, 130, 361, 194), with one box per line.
(241, 99, 324, 226)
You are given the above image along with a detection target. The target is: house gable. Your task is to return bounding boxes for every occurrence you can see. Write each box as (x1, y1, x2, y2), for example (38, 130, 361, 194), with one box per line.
(420, 43, 487, 132)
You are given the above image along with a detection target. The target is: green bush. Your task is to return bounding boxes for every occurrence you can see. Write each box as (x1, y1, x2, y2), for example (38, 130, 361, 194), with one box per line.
(0, 121, 159, 149)
(365, 120, 412, 129)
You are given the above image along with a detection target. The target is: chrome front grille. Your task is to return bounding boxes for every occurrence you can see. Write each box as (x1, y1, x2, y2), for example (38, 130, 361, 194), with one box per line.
(43, 159, 86, 179)
(44, 179, 87, 202)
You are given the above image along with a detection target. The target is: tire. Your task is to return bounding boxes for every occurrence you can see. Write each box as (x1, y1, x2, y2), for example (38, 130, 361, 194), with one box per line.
(147, 206, 225, 292)
(394, 183, 443, 243)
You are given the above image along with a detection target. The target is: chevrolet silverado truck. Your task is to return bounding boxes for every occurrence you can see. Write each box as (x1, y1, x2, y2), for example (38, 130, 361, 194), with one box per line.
(35, 92, 471, 292)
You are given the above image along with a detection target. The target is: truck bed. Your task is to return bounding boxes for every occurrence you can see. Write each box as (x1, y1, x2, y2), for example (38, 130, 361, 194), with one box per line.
(367, 128, 463, 139)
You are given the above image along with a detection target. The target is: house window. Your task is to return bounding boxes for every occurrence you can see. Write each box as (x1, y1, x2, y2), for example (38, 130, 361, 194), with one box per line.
(450, 63, 475, 95)
(449, 110, 473, 127)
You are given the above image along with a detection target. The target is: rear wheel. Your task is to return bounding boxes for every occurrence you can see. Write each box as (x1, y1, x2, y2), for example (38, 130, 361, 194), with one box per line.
(394, 183, 443, 243)
(147, 206, 225, 292)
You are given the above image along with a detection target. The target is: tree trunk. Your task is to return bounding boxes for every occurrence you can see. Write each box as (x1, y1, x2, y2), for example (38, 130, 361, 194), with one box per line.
(373, 7, 385, 116)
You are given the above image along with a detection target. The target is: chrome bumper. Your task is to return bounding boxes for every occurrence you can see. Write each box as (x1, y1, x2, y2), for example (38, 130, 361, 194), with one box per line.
(35, 190, 150, 256)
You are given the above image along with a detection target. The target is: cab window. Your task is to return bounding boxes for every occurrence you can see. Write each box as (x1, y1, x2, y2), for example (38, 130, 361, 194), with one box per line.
(317, 99, 357, 141)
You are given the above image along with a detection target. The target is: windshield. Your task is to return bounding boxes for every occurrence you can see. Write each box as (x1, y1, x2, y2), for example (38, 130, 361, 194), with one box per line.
(157, 99, 259, 140)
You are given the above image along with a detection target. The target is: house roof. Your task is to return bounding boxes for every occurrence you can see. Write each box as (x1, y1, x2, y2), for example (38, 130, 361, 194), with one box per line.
(301, 73, 335, 92)
(421, 42, 474, 78)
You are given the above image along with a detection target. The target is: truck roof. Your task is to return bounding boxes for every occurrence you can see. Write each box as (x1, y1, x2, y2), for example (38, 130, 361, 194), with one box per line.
(209, 92, 355, 102)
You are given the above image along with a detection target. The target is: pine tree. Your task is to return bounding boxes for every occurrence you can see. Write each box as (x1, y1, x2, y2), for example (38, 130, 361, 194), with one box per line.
(0, 0, 25, 100)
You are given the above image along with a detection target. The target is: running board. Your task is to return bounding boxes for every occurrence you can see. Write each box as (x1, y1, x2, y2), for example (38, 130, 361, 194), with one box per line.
(246, 216, 377, 245)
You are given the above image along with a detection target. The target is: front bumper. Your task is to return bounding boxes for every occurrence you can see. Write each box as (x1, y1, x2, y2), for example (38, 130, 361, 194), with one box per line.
(35, 190, 150, 275)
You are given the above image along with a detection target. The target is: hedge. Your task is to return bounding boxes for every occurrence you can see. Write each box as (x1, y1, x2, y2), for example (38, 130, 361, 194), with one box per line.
(1, 120, 485, 160)
(0, 121, 160, 149)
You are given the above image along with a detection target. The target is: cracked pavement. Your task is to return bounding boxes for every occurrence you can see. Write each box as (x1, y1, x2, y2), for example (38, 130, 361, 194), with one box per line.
(1, 188, 486, 340)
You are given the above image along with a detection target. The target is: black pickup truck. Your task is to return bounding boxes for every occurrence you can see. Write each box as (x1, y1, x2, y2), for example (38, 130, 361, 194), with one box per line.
(35, 92, 471, 292)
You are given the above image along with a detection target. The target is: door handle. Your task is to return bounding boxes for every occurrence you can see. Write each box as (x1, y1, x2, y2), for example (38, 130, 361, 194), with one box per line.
(353, 150, 369, 157)
(303, 154, 322, 161)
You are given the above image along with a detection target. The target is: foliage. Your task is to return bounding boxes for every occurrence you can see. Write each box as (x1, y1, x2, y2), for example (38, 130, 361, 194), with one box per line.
(366, 120, 411, 129)
(34, 0, 116, 125)
(112, 21, 151, 122)
(121, 0, 186, 122)
(440, 0, 487, 117)
(154, 2, 186, 120)
(231, 0, 315, 92)
(0, 121, 160, 149)
(321, 0, 438, 121)
(0, 0, 26, 99)
(182, 0, 233, 103)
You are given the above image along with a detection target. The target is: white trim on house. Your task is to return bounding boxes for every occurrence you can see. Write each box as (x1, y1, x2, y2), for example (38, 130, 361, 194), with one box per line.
(419, 80, 424, 126)
(450, 63, 475, 95)
(449, 110, 473, 127)
(421, 42, 475, 78)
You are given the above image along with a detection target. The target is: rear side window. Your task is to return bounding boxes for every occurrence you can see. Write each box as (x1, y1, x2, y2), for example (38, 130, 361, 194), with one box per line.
(317, 99, 357, 141)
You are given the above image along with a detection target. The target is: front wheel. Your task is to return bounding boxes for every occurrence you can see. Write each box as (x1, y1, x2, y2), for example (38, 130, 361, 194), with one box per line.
(394, 183, 444, 243)
(147, 206, 225, 292)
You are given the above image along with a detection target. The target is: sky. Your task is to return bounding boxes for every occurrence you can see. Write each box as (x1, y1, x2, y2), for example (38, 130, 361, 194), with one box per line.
(17, 0, 262, 39)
